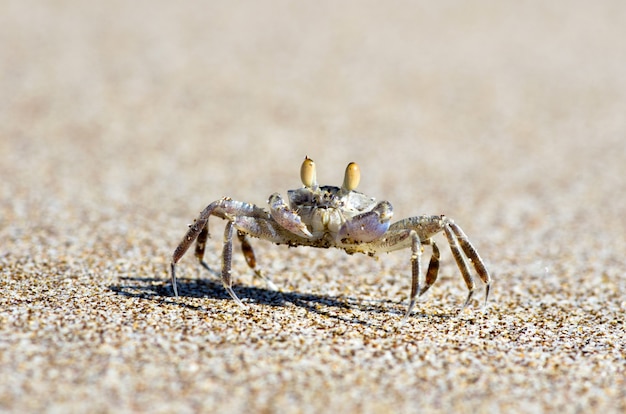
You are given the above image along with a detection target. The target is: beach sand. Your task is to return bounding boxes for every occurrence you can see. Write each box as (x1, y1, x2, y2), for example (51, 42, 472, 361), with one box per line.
(1, 1, 625, 412)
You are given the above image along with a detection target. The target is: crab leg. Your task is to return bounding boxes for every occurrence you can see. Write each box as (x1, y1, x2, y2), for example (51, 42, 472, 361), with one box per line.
(400, 230, 422, 324)
(170, 197, 267, 297)
(238, 231, 257, 271)
(440, 217, 492, 308)
(182, 215, 276, 291)
(221, 221, 245, 307)
(446, 221, 491, 306)
(237, 231, 277, 290)
(194, 222, 220, 277)
(170, 199, 224, 297)
(371, 215, 489, 318)
(444, 224, 475, 308)
(420, 241, 440, 297)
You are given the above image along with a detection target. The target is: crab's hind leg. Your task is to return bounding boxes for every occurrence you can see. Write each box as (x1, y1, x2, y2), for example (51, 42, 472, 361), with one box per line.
(443, 223, 475, 308)
(442, 219, 491, 309)
(419, 240, 440, 298)
(446, 221, 491, 306)
(195, 223, 219, 277)
(402, 240, 441, 323)
(237, 231, 277, 290)
(221, 221, 245, 307)
(401, 230, 423, 324)
(362, 227, 424, 324)
(364, 228, 424, 325)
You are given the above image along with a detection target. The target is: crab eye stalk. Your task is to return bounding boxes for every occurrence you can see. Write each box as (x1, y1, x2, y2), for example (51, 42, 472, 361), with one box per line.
(342, 162, 360, 191)
(300, 156, 317, 188)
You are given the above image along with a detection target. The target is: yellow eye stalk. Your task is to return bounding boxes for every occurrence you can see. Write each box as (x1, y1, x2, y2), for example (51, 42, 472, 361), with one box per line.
(342, 162, 360, 191)
(300, 156, 317, 188)
(301, 157, 360, 192)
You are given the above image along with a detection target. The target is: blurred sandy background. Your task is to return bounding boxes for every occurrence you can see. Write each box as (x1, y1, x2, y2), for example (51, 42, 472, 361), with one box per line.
(1, 1, 625, 413)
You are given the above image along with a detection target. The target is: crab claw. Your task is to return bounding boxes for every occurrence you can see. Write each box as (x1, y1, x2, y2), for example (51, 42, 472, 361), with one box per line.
(268, 193, 313, 238)
(338, 200, 393, 243)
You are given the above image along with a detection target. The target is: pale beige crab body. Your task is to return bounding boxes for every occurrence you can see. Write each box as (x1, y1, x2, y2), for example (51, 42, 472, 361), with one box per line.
(286, 184, 389, 248)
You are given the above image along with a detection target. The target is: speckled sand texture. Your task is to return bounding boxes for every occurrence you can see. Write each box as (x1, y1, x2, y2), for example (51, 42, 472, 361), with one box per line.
(1, 1, 625, 413)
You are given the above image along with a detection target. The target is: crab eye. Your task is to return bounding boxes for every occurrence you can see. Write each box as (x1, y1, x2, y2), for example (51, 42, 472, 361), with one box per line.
(342, 162, 360, 191)
(300, 156, 317, 188)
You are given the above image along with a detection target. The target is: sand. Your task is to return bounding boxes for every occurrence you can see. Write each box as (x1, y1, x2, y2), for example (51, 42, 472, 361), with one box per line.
(1, 1, 625, 413)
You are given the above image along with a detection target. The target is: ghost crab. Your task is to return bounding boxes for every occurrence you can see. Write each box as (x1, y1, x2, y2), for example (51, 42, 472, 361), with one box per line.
(171, 157, 491, 321)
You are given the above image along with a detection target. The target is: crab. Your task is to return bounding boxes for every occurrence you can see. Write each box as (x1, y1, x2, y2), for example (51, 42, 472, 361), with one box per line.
(170, 156, 491, 321)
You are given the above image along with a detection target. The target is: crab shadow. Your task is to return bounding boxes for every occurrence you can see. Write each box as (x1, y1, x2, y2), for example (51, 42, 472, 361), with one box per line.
(108, 275, 435, 326)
